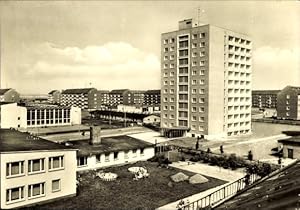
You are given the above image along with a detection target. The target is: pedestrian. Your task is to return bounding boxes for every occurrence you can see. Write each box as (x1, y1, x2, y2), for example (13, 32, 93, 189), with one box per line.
(220, 145, 224, 154)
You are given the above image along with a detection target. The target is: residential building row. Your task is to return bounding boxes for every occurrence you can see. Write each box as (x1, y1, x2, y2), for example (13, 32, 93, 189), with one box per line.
(48, 88, 161, 110)
(0, 102, 81, 129)
(252, 90, 280, 109)
(160, 19, 252, 139)
(0, 128, 155, 209)
(0, 88, 20, 103)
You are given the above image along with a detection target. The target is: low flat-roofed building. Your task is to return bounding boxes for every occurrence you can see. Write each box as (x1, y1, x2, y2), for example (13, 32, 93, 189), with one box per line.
(69, 135, 155, 171)
(0, 129, 77, 209)
(0, 103, 81, 129)
(278, 136, 300, 159)
(143, 114, 160, 125)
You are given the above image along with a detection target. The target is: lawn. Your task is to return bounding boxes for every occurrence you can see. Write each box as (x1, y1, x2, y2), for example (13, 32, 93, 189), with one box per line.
(27, 162, 226, 210)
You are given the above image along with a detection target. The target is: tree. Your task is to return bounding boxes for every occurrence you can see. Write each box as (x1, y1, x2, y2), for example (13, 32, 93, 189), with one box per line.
(220, 145, 224, 154)
(195, 140, 199, 150)
(248, 150, 253, 161)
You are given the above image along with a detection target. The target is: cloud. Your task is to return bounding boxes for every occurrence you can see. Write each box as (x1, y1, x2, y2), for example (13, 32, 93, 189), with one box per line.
(252, 46, 300, 90)
(18, 42, 160, 93)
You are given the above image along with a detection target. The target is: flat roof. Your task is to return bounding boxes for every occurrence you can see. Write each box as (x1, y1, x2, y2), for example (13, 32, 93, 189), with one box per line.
(278, 136, 300, 145)
(0, 129, 75, 153)
(69, 135, 153, 157)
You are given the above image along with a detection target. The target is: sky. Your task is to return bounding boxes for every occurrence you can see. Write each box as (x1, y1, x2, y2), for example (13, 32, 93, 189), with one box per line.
(0, 1, 299, 94)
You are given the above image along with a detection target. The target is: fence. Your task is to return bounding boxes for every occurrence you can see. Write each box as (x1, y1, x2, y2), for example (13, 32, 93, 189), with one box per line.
(180, 173, 260, 210)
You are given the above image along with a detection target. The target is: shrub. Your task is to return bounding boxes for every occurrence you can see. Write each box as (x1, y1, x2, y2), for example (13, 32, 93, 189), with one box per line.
(210, 156, 219, 166)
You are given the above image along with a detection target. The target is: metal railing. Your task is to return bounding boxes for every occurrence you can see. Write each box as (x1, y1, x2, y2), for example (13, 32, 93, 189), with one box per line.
(180, 173, 260, 210)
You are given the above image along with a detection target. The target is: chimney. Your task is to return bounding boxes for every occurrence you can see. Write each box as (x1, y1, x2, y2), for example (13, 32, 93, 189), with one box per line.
(89, 126, 101, 145)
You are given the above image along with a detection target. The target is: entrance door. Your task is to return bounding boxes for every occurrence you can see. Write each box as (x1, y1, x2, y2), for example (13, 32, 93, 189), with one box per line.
(287, 148, 294, 159)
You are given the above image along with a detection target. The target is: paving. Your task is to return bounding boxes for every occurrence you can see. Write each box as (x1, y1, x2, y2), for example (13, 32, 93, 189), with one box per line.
(128, 131, 173, 144)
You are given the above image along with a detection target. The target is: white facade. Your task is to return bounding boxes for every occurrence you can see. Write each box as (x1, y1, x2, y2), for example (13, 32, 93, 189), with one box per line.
(117, 104, 143, 113)
(76, 147, 155, 172)
(143, 115, 161, 124)
(0, 103, 81, 129)
(0, 150, 77, 209)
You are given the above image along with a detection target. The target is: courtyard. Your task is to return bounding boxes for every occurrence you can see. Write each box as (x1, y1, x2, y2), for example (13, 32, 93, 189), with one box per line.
(25, 162, 225, 210)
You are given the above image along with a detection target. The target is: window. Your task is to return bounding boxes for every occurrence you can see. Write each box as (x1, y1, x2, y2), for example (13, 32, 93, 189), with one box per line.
(170, 105, 175, 110)
(105, 153, 110, 162)
(132, 149, 137, 157)
(200, 107, 204, 112)
(164, 72, 168, 77)
(200, 51, 205, 57)
(192, 52, 197, 57)
(170, 63, 175, 68)
(192, 98, 197, 103)
(192, 61, 197, 66)
(140, 148, 144, 156)
(6, 161, 24, 177)
(200, 79, 205, 85)
(170, 98, 174, 102)
(164, 81, 168, 85)
(192, 89, 197, 94)
(164, 97, 168, 102)
(6, 186, 24, 203)
(179, 50, 188, 57)
(164, 39, 168, 44)
(170, 80, 175, 85)
(192, 107, 197, 112)
(49, 156, 64, 170)
(286, 106, 290, 111)
(170, 55, 175, 60)
(164, 89, 168, 94)
(114, 152, 119, 160)
(200, 33, 206, 38)
(170, 38, 175, 43)
(199, 98, 205, 103)
(164, 106, 168, 110)
(192, 116, 197, 121)
(170, 46, 175, 51)
(52, 179, 61, 192)
(200, 61, 205, 66)
(192, 80, 197, 85)
(170, 89, 175, 94)
(164, 63, 168, 69)
(28, 183, 45, 198)
(77, 156, 87, 167)
(199, 126, 204, 131)
(199, 116, 204, 122)
(192, 70, 197, 75)
(96, 154, 101, 162)
(200, 70, 205, 75)
(192, 43, 197, 48)
(200, 42, 205, 47)
(192, 34, 197, 39)
(164, 55, 168, 61)
(199, 89, 205, 94)
(28, 158, 45, 174)
(164, 47, 168, 52)
(124, 151, 129, 159)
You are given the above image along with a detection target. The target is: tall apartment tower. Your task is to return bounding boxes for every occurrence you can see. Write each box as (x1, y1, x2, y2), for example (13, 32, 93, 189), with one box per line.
(161, 19, 252, 139)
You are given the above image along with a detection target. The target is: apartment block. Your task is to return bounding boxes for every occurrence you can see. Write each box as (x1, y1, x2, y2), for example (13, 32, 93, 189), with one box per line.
(109, 89, 132, 107)
(252, 90, 280, 109)
(144, 90, 161, 106)
(48, 90, 61, 104)
(161, 19, 252, 139)
(131, 90, 146, 107)
(61, 88, 100, 110)
(0, 88, 20, 103)
(0, 129, 77, 209)
(97, 90, 110, 106)
(277, 86, 300, 120)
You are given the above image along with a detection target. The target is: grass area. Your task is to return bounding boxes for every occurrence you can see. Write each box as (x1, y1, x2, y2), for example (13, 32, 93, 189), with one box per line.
(28, 162, 225, 210)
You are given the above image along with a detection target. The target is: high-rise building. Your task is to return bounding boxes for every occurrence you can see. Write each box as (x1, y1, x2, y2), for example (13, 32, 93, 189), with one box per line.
(160, 19, 252, 139)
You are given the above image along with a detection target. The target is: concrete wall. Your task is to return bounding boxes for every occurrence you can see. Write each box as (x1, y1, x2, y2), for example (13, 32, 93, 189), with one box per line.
(70, 106, 82, 125)
(207, 26, 225, 138)
(0, 150, 77, 209)
(282, 144, 300, 159)
(76, 147, 155, 172)
(0, 103, 27, 129)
